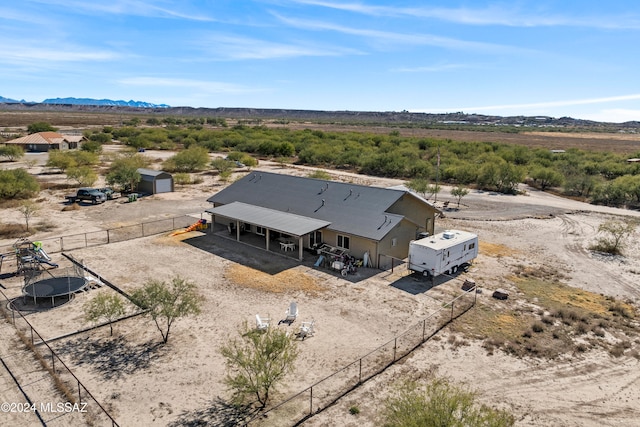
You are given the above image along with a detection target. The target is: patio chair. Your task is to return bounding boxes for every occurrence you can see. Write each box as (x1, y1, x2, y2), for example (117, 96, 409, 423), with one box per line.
(255, 314, 270, 331)
(298, 320, 315, 340)
(284, 301, 298, 324)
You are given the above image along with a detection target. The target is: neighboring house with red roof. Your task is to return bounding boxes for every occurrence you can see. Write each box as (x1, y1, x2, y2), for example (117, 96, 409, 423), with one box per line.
(3, 132, 82, 152)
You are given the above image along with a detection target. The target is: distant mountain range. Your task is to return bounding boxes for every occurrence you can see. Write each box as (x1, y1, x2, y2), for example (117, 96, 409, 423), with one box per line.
(2, 95, 639, 129)
(0, 95, 169, 108)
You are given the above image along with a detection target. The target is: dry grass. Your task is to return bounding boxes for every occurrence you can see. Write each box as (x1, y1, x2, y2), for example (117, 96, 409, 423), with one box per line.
(479, 241, 516, 258)
(452, 276, 639, 359)
(224, 264, 327, 295)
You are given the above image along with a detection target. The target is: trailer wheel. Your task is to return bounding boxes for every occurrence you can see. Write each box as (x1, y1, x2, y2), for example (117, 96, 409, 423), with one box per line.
(452, 265, 458, 273)
(341, 268, 348, 277)
(422, 270, 430, 277)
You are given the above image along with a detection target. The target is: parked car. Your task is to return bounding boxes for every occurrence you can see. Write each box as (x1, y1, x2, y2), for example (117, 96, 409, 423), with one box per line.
(97, 187, 121, 200)
(65, 188, 107, 204)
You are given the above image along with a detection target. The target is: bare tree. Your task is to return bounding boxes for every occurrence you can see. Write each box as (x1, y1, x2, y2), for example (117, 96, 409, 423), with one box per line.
(18, 200, 39, 231)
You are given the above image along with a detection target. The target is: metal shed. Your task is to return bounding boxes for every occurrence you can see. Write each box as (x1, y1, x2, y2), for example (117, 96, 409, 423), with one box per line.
(136, 168, 174, 194)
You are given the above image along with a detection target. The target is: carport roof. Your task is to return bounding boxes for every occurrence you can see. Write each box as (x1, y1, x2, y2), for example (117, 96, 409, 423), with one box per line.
(206, 202, 331, 237)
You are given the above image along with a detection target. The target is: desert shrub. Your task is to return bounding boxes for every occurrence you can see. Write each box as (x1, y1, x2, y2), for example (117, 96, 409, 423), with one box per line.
(592, 327, 606, 337)
(307, 170, 332, 180)
(541, 315, 554, 325)
(382, 378, 514, 427)
(349, 405, 360, 415)
(531, 322, 545, 333)
(609, 301, 634, 318)
(576, 343, 588, 353)
(0, 145, 25, 161)
(0, 223, 28, 238)
(0, 169, 40, 199)
(163, 146, 209, 172)
(173, 173, 193, 185)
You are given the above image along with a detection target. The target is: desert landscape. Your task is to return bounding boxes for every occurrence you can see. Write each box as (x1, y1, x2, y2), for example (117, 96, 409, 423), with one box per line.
(1, 144, 640, 427)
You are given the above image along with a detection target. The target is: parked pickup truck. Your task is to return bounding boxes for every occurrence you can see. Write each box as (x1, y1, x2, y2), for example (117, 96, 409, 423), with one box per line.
(97, 187, 121, 200)
(65, 188, 107, 204)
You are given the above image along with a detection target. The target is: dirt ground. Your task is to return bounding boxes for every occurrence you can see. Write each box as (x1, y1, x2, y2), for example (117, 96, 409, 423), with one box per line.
(1, 148, 640, 426)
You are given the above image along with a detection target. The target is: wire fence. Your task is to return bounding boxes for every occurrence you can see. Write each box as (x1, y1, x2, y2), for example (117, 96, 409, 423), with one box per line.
(0, 288, 119, 426)
(0, 214, 203, 257)
(250, 285, 477, 426)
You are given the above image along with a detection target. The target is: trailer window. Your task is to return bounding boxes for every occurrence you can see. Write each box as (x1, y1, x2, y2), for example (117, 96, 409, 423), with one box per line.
(469, 243, 475, 249)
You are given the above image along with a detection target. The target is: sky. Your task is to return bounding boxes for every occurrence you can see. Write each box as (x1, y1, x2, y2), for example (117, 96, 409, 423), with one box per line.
(1, 1, 640, 123)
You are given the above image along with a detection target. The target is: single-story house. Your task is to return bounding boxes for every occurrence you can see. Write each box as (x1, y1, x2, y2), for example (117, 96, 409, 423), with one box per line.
(136, 168, 174, 194)
(3, 132, 81, 152)
(206, 172, 440, 267)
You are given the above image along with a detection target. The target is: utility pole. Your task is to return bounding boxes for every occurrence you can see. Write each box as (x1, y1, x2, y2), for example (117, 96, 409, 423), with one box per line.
(434, 145, 440, 204)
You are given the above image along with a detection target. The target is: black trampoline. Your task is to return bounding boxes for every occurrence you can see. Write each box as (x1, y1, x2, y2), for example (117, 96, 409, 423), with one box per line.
(23, 276, 88, 298)
(21, 268, 89, 308)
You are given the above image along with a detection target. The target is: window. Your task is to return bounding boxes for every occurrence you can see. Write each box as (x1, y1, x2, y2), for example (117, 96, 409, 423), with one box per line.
(391, 238, 397, 247)
(469, 242, 475, 249)
(337, 235, 350, 249)
(256, 226, 265, 236)
(310, 230, 322, 247)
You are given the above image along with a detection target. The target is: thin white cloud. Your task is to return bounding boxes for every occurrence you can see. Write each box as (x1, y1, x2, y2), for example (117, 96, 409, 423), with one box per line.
(0, 40, 120, 64)
(200, 35, 362, 60)
(392, 63, 471, 73)
(118, 77, 265, 94)
(288, 0, 640, 29)
(26, 0, 216, 22)
(458, 94, 640, 112)
(274, 14, 523, 54)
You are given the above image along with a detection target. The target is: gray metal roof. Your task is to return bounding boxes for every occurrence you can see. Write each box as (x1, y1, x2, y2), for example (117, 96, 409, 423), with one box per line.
(206, 202, 331, 237)
(137, 168, 172, 179)
(207, 172, 429, 241)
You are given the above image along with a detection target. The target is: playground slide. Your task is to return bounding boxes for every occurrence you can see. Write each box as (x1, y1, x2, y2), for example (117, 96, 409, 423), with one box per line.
(36, 248, 51, 261)
(170, 219, 207, 237)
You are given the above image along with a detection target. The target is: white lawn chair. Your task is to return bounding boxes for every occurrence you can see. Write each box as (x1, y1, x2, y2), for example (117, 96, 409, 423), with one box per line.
(298, 320, 315, 340)
(284, 301, 298, 324)
(255, 314, 270, 331)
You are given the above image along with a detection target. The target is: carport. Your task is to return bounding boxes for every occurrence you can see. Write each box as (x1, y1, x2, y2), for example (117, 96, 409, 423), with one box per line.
(206, 202, 331, 261)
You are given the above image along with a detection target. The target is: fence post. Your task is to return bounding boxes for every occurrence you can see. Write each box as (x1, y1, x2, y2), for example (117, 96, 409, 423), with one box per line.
(309, 386, 313, 415)
(450, 302, 455, 321)
(141, 223, 144, 237)
(78, 381, 82, 404)
(85, 233, 88, 248)
(31, 327, 34, 345)
(422, 319, 426, 342)
(107, 229, 110, 244)
(51, 350, 55, 373)
(393, 337, 397, 362)
(60, 237, 64, 251)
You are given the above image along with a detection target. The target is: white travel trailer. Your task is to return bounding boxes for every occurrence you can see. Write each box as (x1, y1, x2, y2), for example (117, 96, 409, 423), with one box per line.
(408, 230, 478, 277)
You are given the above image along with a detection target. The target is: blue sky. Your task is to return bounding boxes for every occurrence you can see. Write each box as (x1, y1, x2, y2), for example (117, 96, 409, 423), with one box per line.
(1, 1, 640, 122)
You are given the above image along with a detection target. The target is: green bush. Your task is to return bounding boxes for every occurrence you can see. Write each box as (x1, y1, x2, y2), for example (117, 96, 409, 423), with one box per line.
(164, 146, 210, 172)
(383, 378, 514, 427)
(0, 169, 40, 199)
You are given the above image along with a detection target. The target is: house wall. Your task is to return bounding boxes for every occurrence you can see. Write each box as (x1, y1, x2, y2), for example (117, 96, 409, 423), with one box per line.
(386, 194, 436, 236)
(378, 219, 418, 260)
(319, 229, 378, 267)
